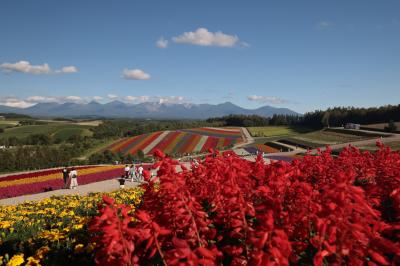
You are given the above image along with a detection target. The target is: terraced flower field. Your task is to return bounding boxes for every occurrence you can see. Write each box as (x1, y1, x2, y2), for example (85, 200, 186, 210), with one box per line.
(107, 127, 244, 156)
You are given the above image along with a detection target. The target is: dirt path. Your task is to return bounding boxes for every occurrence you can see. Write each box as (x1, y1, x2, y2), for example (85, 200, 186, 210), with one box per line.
(234, 127, 254, 148)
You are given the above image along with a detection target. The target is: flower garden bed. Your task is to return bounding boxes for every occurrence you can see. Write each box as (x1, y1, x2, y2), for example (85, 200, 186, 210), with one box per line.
(0, 188, 144, 266)
(91, 144, 400, 265)
(0, 165, 125, 200)
(107, 127, 244, 156)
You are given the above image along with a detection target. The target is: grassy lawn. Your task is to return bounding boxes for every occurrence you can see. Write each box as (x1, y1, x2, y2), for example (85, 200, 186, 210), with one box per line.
(247, 126, 313, 137)
(0, 123, 93, 141)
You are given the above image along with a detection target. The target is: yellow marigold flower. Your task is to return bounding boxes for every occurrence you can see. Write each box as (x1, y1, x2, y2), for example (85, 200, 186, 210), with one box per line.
(0, 221, 11, 229)
(26, 256, 41, 266)
(6, 254, 24, 266)
(86, 242, 96, 253)
(73, 224, 83, 230)
(35, 246, 50, 260)
(74, 244, 85, 254)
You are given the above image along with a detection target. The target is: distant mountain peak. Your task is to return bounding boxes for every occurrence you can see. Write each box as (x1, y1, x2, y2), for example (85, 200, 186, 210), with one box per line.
(0, 101, 300, 119)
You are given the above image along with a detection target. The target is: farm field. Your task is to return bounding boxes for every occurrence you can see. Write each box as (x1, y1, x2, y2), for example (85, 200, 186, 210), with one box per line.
(107, 127, 244, 156)
(361, 121, 400, 132)
(247, 126, 312, 137)
(286, 129, 368, 145)
(0, 120, 19, 129)
(0, 123, 94, 141)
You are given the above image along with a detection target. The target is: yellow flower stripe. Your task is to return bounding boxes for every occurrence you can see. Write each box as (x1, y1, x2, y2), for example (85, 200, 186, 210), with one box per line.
(0, 165, 124, 188)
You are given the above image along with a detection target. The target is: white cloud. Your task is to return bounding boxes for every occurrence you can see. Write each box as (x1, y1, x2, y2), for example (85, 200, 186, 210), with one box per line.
(247, 95, 288, 104)
(172, 28, 243, 47)
(0, 60, 78, 75)
(0, 97, 34, 108)
(93, 96, 103, 101)
(156, 37, 168, 48)
(316, 21, 333, 30)
(64, 96, 83, 103)
(157, 96, 185, 104)
(56, 66, 78, 74)
(26, 96, 57, 103)
(107, 94, 119, 100)
(0, 94, 190, 109)
(122, 95, 186, 104)
(122, 69, 151, 80)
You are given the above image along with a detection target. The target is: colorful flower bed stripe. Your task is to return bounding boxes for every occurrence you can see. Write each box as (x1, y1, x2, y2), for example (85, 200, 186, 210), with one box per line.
(0, 165, 93, 183)
(90, 145, 400, 265)
(0, 165, 125, 200)
(0, 187, 144, 266)
(106, 127, 245, 156)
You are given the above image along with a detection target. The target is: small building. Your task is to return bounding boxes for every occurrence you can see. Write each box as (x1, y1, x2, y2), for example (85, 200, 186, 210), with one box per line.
(345, 123, 360, 130)
(0, 116, 5, 120)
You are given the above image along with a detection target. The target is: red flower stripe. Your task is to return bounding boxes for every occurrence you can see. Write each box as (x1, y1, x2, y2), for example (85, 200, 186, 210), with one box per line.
(180, 134, 201, 154)
(200, 136, 218, 152)
(163, 132, 186, 154)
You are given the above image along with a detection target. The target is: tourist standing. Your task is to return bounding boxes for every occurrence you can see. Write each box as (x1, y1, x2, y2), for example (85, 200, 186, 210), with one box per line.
(62, 167, 69, 189)
(69, 167, 78, 189)
(124, 164, 130, 179)
(129, 164, 136, 182)
(138, 164, 144, 181)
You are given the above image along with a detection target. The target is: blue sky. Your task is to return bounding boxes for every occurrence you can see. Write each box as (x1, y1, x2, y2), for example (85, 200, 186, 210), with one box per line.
(0, 0, 399, 113)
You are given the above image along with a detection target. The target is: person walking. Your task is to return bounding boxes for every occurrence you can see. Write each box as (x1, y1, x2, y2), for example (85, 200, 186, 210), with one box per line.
(124, 164, 130, 179)
(129, 164, 136, 182)
(69, 167, 78, 189)
(62, 167, 69, 189)
(138, 164, 144, 182)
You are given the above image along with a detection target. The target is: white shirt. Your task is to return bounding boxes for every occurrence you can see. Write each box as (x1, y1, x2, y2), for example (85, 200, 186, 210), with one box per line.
(138, 166, 144, 174)
(124, 166, 130, 172)
(69, 170, 77, 178)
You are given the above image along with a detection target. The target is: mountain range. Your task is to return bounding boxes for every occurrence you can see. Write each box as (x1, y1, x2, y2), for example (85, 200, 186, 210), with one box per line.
(0, 101, 300, 119)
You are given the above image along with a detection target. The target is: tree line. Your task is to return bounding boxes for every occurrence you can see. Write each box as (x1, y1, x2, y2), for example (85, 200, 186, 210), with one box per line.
(208, 104, 400, 129)
(0, 144, 90, 173)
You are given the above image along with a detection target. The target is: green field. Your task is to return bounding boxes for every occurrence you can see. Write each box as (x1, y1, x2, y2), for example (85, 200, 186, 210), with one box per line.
(0, 123, 93, 141)
(292, 130, 365, 145)
(247, 126, 312, 137)
(0, 120, 19, 129)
